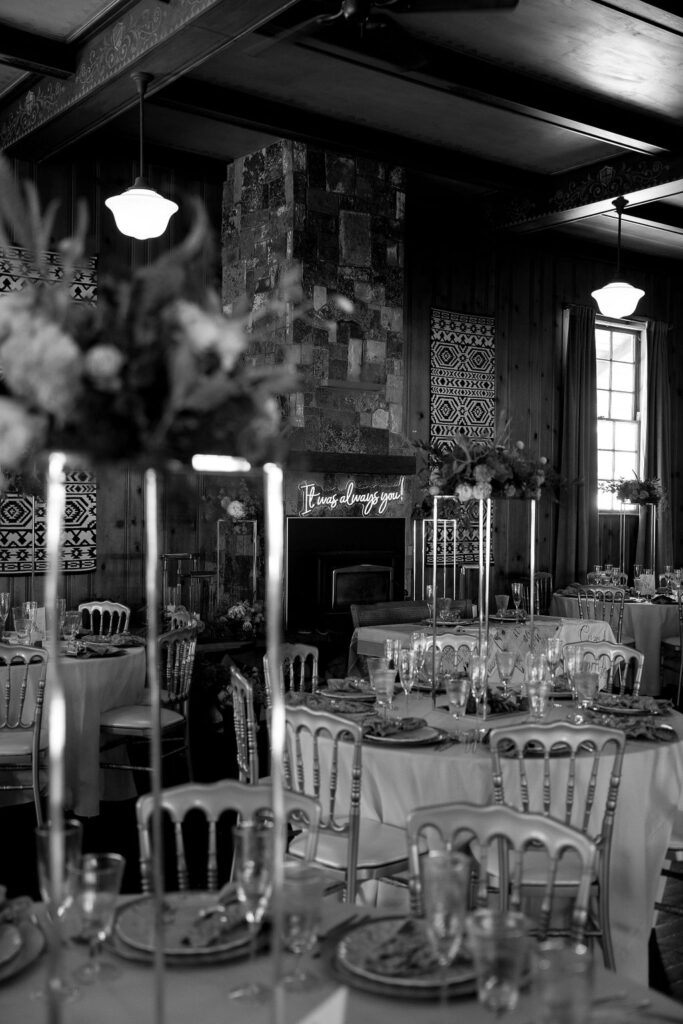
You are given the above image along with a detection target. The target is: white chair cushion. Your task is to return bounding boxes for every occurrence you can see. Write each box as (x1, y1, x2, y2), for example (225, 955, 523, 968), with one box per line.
(288, 817, 407, 872)
(0, 735, 45, 756)
(100, 705, 184, 732)
(660, 635, 680, 649)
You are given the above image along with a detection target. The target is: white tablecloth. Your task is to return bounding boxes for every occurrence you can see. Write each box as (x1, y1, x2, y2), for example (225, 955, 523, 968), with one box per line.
(0, 646, 146, 818)
(313, 696, 683, 986)
(351, 616, 615, 683)
(550, 595, 679, 696)
(2, 901, 681, 1024)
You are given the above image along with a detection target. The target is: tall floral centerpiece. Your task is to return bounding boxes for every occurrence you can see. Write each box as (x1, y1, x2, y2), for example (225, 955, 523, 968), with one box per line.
(0, 157, 298, 1024)
(601, 475, 665, 578)
(415, 416, 558, 665)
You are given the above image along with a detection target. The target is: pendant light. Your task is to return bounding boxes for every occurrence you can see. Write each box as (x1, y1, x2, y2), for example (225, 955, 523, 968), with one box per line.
(105, 72, 178, 240)
(591, 196, 644, 319)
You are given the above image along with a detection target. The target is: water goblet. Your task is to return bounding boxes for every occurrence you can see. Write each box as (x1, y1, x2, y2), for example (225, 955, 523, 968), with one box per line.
(510, 583, 523, 620)
(544, 637, 563, 690)
(573, 670, 599, 711)
(280, 862, 327, 990)
(494, 650, 516, 695)
(421, 849, 471, 1005)
(13, 615, 30, 644)
(23, 600, 38, 643)
(0, 592, 10, 639)
(229, 824, 274, 1001)
(444, 672, 470, 720)
(33, 819, 83, 1003)
(495, 594, 510, 616)
(437, 597, 454, 624)
(469, 654, 488, 722)
(398, 648, 417, 713)
(70, 852, 126, 984)
(467, 908, 530, 1017)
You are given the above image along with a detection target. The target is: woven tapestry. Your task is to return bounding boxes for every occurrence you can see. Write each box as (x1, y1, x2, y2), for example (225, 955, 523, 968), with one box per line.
(429, 308, 495, 564)
(0, 474, 97, 574)
(0, 245, 97, 302)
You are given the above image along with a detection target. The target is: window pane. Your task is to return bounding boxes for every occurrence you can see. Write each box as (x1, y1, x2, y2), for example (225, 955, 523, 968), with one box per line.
(597, 420, 613, 448)
(612, 333, 635, 362)
(595, 330, 612, 359)
(596, 360, 611, 389)
(615, 421, 638, 453)
(598, 452, 614, 479)
(597, 390, 610, 418)
(614, 451, 638, 479)
(611, 361, 635, 391)
(611, 391, 634, 419)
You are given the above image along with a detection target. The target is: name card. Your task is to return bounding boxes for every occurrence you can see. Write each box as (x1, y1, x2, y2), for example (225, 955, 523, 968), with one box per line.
(298, 477, 406, 517)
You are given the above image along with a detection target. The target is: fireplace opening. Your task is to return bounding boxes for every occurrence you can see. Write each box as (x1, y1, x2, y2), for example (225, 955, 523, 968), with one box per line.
(285, 516, 406, 635)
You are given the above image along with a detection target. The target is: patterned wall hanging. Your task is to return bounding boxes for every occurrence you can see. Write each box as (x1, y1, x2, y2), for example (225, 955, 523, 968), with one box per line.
(429, 308, 496, 564)
(0, 245, 97, 301)
(0, 474, 97, 574)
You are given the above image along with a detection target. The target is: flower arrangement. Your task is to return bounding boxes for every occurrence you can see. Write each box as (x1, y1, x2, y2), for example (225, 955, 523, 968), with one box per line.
(414, 414, 559, 507)
(601, 475, 664, 506)
(207, 596, 264, 639)
(0, 157, 299, 486)
(201, 480, 261, 523)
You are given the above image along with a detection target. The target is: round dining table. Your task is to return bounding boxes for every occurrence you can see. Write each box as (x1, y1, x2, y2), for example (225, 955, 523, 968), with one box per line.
(549, 594, 679, 696)
(309, 695, 683, 987)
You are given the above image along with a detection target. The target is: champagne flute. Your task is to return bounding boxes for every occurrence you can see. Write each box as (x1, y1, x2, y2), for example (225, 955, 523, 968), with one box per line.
(510, 583, 523, 620)
(470, 654, 488, 722)
(70, 852, 126, 984)
(421, 849, 471, 1005)
(398, 648, 417, 714)
(494, 651, 516, 695)
(33, 819, 83, 1002)
(544, 637, 562, 690)
(467, 909, 530, 1017)
(229, 824, 274, 1001)
(280, 862, 326, 990)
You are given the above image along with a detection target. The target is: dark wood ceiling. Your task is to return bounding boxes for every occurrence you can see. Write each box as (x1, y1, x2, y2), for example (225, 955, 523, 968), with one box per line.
(1, 0, 682, 259)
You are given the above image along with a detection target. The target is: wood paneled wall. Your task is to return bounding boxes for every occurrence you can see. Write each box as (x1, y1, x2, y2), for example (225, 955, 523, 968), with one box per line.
(405, 174, 683, 589)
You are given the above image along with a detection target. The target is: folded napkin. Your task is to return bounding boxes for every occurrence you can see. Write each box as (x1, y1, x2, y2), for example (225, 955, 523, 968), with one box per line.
(588, 713, 677, 742)
(362, 716, 426, 738)
(555, 584, 581, 596)
(66, 644, 125, 659)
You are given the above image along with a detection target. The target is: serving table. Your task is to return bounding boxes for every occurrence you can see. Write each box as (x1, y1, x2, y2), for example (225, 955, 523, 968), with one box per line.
(306, 691, 683, 987)
(350, 616, 615, 683)
(2, 901, 682, 1024)
(550, 594, 679, 696)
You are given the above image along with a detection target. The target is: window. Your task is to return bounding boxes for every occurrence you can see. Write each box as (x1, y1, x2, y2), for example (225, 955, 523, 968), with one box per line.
(596, 322, 645, 512)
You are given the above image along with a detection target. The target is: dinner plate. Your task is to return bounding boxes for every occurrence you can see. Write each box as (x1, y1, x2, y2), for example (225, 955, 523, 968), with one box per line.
(490, 614, 527, 624)
(307, 694, 374, 717)
(0, 922, 22, 968)
(115, 892, 250, 957)
(421, 618, 467, 628)
(108, 926, 263, 967)
(317, 685, 376, 703)
(591, 696, 668, 717)
(335, 917, 475, 996)
(363, 724, 445, 746)
(0, 920, 45, 984)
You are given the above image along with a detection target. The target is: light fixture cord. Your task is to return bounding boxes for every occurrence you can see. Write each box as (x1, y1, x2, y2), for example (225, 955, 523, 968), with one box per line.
(138, 82, 145, 180)
(616, 204, 622, 277)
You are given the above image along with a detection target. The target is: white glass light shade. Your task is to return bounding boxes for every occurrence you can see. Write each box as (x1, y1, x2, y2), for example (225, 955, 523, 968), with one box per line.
(591, 280, 645, 319)
(105, 178, 178, 240)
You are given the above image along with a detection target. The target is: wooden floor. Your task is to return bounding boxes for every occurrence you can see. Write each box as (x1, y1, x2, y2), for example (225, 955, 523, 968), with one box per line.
(655, 871, 683, 1003)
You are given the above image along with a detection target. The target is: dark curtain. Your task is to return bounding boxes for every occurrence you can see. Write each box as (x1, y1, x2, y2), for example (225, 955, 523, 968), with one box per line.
(555, 305, 599, 587)
(635, 320, 673, 575)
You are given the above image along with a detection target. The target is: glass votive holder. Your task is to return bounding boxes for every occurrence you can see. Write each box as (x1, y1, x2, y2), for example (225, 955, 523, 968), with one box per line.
(526, 675, 550, 719)
(573, 670, 599, 709)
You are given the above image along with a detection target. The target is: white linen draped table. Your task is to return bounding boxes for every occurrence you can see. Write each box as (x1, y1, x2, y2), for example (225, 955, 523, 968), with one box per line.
(550, 594, 679, 696)
(350, 615, 615, 684)
(311, 694, 683, 986)
(2, 901, 682, 1024)
(0, 646, 146, 818)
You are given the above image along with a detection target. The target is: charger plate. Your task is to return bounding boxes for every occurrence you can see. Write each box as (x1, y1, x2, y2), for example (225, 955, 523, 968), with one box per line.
(115, 893, 250, 958)
(0, 920, 45, 983)
(331, 917, 475, 999)
(0, 923, 22, 968)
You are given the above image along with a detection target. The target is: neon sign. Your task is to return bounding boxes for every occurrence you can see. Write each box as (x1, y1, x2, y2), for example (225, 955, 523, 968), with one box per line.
(298, 477, 406, 517)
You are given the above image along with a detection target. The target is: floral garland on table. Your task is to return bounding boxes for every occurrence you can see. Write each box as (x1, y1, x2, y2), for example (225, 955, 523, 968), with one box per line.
(0, 157, 300, 485)
(414, 415, 560, 511)
(600, 476, 665, 506)
(205, 596, 265, 640)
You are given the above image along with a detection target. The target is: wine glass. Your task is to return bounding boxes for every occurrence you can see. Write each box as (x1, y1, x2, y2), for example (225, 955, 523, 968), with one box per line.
(23, 600, 38, 644)
(33, 819, 83, 1002)
(229, 824, 274, 1001)
(544, 637, 562, 690)
(469, 654, 488, 722)
(421, 849, 471, 1005)
(467, 908, 530, 1017)
(494, 650, 517, 695)
(280, 862, 327, 990)
(70, 852, 126, 984)
(398, 648, 417, 713)
(510, 583, 524, 620)
(0, 592, 10, 639)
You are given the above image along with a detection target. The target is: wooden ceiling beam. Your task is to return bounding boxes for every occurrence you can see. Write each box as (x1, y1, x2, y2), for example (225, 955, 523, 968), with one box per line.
(154, 78, 544, 192)
(0, 24, 76, 79)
